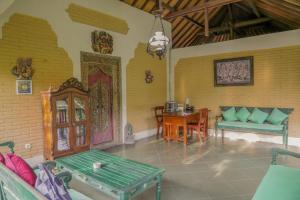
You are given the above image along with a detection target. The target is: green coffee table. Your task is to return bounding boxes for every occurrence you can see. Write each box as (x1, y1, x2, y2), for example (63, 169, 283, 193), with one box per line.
(56, 150, 165, 200)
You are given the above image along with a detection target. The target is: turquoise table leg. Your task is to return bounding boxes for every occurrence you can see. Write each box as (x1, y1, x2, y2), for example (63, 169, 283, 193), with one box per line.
(156, 175, 162, 200)
(119, 192, 129, 200)
(0, 181, 7, 200)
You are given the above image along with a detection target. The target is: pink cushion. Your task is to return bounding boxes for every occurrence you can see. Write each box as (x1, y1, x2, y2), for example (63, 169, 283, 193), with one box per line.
(0, 153, 4, 164)
(5, 153, 36, 186)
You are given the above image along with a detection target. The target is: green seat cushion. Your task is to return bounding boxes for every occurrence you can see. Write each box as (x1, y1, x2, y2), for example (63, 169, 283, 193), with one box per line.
(236, 107, 251, 122)
(248, 108, 269, 124)
(217, 121, 284, 132)
(222, 107, 238, 122)
(252, 165, 300, 200)
(267, 108, 288, 125)
(68, 189, 93, 200)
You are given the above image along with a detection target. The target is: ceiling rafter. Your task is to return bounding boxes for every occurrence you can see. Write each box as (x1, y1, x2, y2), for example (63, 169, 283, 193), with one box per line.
(132, 0, 139, 7)
(165, 0, 243, 19)
(180, 7, 221, 47)
(147, 0, 205, 29)
(246, 0, 261, 17)
(198, 17, 271, 35)
(172, 0, 205, 42)
(119, 0, 300, 48)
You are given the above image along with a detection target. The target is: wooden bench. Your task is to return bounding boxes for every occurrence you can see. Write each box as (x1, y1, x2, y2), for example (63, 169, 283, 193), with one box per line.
(215, 106, 293, 148)
(0, 141, 92, 200)
(253, 148, 300, 200)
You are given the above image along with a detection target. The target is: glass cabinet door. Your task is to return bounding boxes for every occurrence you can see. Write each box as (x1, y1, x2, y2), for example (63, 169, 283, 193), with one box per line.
(75, 125, 86, 146)
(57, 127, 70, 151)
(73, 95, 89, 147)
(56, 98, 69, 124)
(53, 95, 72, 153)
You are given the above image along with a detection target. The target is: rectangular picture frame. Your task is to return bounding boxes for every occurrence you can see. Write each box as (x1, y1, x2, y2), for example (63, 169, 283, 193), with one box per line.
(214, 56, 254, 87)
(16, 80, 32, 95)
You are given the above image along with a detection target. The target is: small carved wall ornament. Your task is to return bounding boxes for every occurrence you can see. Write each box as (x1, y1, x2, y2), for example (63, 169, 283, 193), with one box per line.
(91, 31, 113, 54)
(124, 123, 135, 144)
(11, 58, 33, 80)
(145, 70, 154, 84)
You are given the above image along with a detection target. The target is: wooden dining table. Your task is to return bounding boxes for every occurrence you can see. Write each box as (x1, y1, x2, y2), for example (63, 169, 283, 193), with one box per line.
(163, 111, 199, 145)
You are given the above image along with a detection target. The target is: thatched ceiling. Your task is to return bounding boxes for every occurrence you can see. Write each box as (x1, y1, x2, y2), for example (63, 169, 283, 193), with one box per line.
(119, 0, 300, 48)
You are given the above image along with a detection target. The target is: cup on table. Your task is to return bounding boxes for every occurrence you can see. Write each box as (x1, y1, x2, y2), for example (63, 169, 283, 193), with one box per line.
(93, 162, 102, 171)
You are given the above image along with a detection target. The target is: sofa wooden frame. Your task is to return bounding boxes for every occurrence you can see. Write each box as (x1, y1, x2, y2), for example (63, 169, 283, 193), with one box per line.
(215, 106, 294, 148)
(252, 148, 300, 200)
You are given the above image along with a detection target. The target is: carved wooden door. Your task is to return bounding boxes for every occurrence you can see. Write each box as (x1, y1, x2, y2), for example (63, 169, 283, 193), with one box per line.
(88, 69, 113, 145)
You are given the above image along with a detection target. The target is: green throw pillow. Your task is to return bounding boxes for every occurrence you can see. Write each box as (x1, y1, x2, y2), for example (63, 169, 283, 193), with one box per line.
(248, 108, 269, 124)
(236, 107, 251, 122)
(222, 107, 238, 121)
(267, 108, 288, 125)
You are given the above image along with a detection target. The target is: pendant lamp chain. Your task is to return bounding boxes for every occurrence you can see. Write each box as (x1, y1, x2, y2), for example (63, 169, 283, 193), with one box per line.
(147, 0, 169, 59)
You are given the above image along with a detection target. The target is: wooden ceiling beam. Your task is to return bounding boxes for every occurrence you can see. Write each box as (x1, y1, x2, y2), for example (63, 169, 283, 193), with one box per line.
(234, 2, 253, 14)
(227, 4, 234, 39)
(172, 1, 206, 46)
(246, 0, 261, 17)
(172, 0, 205, 38)
(141, 0, 150, 10)
(257, 0, 300, 18)
(165, 0, 243, 19)
(204, 6, 209, 36)
(148, 0, 205, 29)
(260, 0, 300, 13)
(178, 6, 221, 47)
(256, 0, 300, 27)
(198, 17, 271, 35)
(178, 7, 221, 47)
(132, 0, 139, 6)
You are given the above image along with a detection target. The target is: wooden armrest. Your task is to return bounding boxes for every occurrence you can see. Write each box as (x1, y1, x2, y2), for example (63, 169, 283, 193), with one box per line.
(282, 118, 288, 126)
(56, 171, 72, 189)
(0, 141, 15, 153)
(271, 148, 300, 165)
(215, 115, 223, 121)
(32, 161, 57, 171)
(32, 161, 72, 189)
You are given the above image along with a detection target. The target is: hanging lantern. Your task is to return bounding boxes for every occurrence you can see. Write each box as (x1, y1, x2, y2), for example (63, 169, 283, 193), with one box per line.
(147, 1, 169, 60)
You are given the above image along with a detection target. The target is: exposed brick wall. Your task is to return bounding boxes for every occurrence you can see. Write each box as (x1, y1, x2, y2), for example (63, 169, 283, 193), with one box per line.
(0, 14, 73, 158)
(175, 45, 300, 136)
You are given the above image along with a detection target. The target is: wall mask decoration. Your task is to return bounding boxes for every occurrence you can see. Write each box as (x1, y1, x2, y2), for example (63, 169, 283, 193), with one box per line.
(91, 31, 113, 54)
(214, 56, 254, 87)
(145, 70, 154, 84)
(11, 58, 33, 80)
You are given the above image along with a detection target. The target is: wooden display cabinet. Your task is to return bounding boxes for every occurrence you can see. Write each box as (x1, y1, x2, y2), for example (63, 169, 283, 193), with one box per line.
(41, 78, 91, 160)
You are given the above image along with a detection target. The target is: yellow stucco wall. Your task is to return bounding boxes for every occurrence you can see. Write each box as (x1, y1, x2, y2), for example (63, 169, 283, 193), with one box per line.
(66, 3, 129, 35)
(0, 14, 73, 157)
(175, 45, 300, 136)
(127, 43, 167, 133)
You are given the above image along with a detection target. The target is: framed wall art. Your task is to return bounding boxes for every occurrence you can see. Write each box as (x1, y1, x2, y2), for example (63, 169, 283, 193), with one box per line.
(214, 56, 254, 86)
(16, 80, 32, 95)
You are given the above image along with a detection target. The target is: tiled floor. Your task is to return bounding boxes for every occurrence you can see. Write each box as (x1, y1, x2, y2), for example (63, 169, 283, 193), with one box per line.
(71, 136, 300, 200)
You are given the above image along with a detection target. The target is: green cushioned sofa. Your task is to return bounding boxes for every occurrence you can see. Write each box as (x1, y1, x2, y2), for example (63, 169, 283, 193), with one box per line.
(253, 148, 300, 200)
(215, 106, 293, 148)
(0, 141, 92, 200)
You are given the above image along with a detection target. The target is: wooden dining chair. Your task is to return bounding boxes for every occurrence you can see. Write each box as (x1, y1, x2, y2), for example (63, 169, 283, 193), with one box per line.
(187, 108, 209, 142)
(154, 106, 164, 138)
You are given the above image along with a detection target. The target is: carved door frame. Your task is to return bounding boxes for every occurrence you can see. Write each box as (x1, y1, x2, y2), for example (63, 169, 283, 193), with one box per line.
(80, 51, 122, 149)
